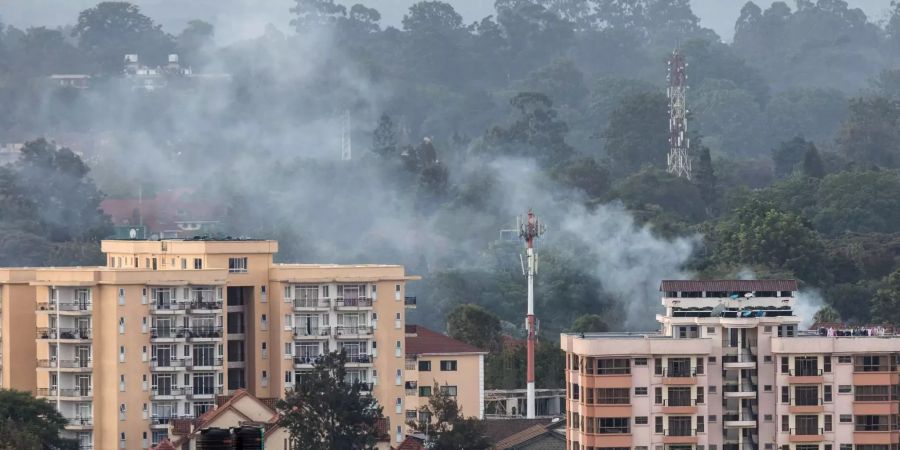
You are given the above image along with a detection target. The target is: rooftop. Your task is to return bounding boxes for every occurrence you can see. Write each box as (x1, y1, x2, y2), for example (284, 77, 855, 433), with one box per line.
(405, 325, 487, 356)
(660, 279, 797, 292)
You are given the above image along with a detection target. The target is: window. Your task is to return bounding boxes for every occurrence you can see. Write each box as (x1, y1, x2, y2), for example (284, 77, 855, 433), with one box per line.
(824, 356, 831, 373)
(655, 387, 663, 404)
(228, 257, 248, 273)
(795, 385, 820, 405)
(696, 357, 704, 375)
(597, 388, 630, 405)
(193, 258, 202, 269)
(824, 414, 832, 432)
(837, 355, 852, 364)
(763, 326, 772, 333)
(655, 416, 664, 433)
(635, 387, 648, 396)
(764, 385, 773, 392)
(667, 387, 692, 406)
(709, 385, 716, 394)
(439, 360, 457, 371)
(707, 327, 716, 334)
(708, 356, 717, 364)
(696, 386, 704, 404)
(782, 415, 789, 432)
(764, 355, 773, 363)
(764, 414, 773, 421)
(839, 415, 852, 423)
(634, 358, 648, 366)
(855, 385, 893, 402)
(781, 386, 790, 403)
(655, 358, 663, 375)
(696, 415, 704, 432)
(634, 416, 649, 425)
(708, 415, 717, 422)
(597, 358, 630, 375)
(439, 385, 457, 396)
(781, 357, 790, 374)
(855, 415, 890, 432)
(668, 416, 692, 436)
(838, 385, 852, 394)
(419, 386, 432, 397)
(824, 385, 833, 402)
(597, 418, 629, 434)
(418, 361, 431, 371)
(839, 445, 852, 450)
(794, 356, 819, 376)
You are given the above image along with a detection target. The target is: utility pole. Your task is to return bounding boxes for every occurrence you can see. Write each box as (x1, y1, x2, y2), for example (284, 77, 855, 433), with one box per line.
(667, 49, 691, 180)
(518, 210, 545, 419)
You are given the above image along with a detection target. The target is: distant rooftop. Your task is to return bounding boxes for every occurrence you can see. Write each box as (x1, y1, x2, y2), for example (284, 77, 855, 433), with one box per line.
(405, 325, 486, 356)
(660, 279, 797, 292)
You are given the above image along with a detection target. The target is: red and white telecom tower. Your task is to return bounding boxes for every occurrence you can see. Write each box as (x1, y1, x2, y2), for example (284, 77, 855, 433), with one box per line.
(518, 209, 545, 419)
(667, 49, 692, 180)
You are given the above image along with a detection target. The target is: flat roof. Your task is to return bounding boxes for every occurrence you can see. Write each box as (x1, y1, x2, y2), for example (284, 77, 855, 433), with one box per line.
(660, 279, 798, 292)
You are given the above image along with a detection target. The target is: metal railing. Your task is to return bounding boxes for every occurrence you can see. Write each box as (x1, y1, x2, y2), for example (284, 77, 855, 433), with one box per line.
(188, 301, 223, 311)
(664, 428, 697, 437)
(149, 358, 188, 368)
(38, 359, 92, 369)
(149, 302, 189, 312)
(790, 427, 824, 436)
(293, 298, 330, 309)
(294, 355, 325, 365)
(346, 354, 373, 364)
(335, 297, 373, 308)
(186, 357, 224, 368)
(662, 367, 697, 378)
(67, 417, 93, 427)
(188, 387, 223, 398)
(37, 328, 92, 340)
(293, 327, 330, 337)
(37, 388, 92, 397)
(789, 368, 823, 376)
(334, 326, 373, 336)
(37, 302, 92, 312)
(663, 398, 697, 407)
(151, 387, 189, 396)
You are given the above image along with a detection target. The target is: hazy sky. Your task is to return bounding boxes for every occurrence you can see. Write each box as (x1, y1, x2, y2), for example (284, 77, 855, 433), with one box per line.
(1, 0, 894, 44)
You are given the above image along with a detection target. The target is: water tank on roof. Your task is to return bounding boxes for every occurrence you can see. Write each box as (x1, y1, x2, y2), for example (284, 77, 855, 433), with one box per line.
(233, 425, 264, 450)
(196, 427, 231, 450)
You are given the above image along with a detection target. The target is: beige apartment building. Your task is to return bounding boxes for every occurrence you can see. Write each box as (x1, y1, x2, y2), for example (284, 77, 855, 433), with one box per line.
(403, 324, 487, 423)
(0, 238, 419, 450)
(561, 279, 900, 450)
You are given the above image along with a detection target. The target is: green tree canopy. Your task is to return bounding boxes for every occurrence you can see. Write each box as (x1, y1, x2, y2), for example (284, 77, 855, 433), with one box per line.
(837, 97, 900, 169)
(772, 137, 816, 179)
(277, 352, 384, 450)
(570, 314, 609, 332)
(603, 92, 668, 176)
(72, 2, 174, 73)
(0, 389, 77, 450)
(408, 382, 490, 450)
(871, 268, 900, 325)
(446, 303, 501, 353)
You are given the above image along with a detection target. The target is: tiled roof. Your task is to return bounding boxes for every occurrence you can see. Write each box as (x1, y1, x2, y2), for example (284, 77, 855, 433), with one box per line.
(659, 279, 798, 292)
(396, 436, 427, 450)
(405, 325, 487, 356)
(483, 418, 553, 443)
(493, 424, 551, 449)
(153, 438, 176, 450)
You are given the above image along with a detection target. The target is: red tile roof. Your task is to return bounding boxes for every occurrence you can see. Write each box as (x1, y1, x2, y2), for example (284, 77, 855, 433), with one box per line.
(396, 436, 426, 450)
(483, 418, 554, 443)
(659, 279, 797, 292)
(405, 325, 487, 356)
(153, 438, 176, 450)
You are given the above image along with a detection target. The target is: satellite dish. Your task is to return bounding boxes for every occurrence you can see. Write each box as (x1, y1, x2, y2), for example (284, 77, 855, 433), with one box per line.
(744, 292, 754, 299)
(710, 302, 726, 317)
(129, 228, 137, 239)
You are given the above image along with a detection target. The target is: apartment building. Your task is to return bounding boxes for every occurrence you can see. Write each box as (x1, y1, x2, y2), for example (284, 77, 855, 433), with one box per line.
(0, 238, 419, 450)
(403, 325, 487, 425)
(561, 279, 900, 450)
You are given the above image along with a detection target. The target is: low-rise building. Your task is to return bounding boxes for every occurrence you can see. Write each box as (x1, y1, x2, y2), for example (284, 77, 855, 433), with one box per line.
(561, 279, 900, 450)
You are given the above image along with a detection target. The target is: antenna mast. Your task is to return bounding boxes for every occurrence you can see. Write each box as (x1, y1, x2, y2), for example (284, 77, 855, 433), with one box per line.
(341, 109, 352, 161)
(667, 49, 691, 180)
(518, 209, 545, 419)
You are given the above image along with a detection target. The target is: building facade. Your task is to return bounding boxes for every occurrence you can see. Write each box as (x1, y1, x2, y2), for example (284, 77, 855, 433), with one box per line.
(561, 280, 900, 450)
(0, 238, 419, 449)
(403, 325, 487, 424)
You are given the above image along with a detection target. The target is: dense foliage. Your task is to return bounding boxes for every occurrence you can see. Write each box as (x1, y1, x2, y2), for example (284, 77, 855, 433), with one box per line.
(0, 389, 78, 450)
(2, 1, 900, 391)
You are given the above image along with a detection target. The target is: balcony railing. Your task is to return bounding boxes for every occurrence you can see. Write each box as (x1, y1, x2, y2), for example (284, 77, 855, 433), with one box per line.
(37, 302, 92, 312)
(151, 387, 189, 397)
(188, 301, 223, 311)
(335, 297, 373, 308)
(792, 397, 823, 406)
(789, 368, 823, 377)
(38, 359, 92, 369)
(294, 355, 326, 365)
(293, 327, 330, 338)
(662, 367, 697, 378)
(149, 302, 189, 312)
(150, 358, 188, 368)
(150, 415, 175, 425)
(37, 328, 92, 340)
(664, 428, 697, 437)
(186, 357, 224, 368)
(37, 388, 93, 397)
(67, 416, 93, 427)
(790, 427, 824, 436)
(346, 354, 373, 364)
(151, 327, 222, 339)
(188, 387, 224, 398)
(334, 326, 373, 336)
(293, 298, 330, 309)
(188, 327, 223, 338)
(663, 398, 697, 407)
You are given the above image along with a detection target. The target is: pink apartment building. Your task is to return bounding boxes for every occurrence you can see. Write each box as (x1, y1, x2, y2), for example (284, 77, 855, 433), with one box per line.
(561, 280, 900, 450)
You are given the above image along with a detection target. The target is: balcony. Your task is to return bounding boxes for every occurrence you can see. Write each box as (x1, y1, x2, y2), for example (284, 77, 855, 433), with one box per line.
(187, 386, 223, 400)
(663, 428, 699, 444)
(149, 302, 189, 314)
(36, 302, 92, 314)
(37, 387, 93, 400)
(187, 301, 223, 313)
(187, 327, 223, 341)
(661, 398, 700, 414)
(662, 367, 698, 385)
(723, 382, 757, 398)
(404, 296, 417, 308)
(38, 359, 92, 371)
(293, 327, 331, 339)
(150, 415, 175, 427)
(150, 358, 188, 371)
(788, 368, 824, 384)
(405, 381, 418, 396)
(293, 298, 330, 311)
(294, 355, 325, 367)
(334, 326, 373, 338)
(335, 297, 373, 309)
(65, 416, 93, 429)
(789, 428, 824, 442)
(723, 353, 757, 370)
(150, 327, 189, 341)
(186, 357, 224, 370)
(150, 387, 189, 399)
(37, 327, 92, 341)
(789, 397, 824, 413)
(346, 354, 373, 365)
(724, 410, 758, 427)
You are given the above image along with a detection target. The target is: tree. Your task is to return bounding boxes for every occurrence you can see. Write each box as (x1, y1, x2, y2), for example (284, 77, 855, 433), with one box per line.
(290, 0, 347, 31)
(483, 92, 574, 168)
(277, 352, 384, 450)
(615, 168, 706, 225)
(176, 20, 214, 64)
(871, 268, 900, 325)
(72, 2, 174, 73)
(518, 58, 589, 108)
(712, 199, 829, 284)
(837, 97, 900, 169)
(812, 170, 900, 235)
(0, 389, 77, 450)
(408, 383, 490, 450)
(603, 92, 668, 176)
(372, 114, 398, 159)
(446, 303, 501, 353)
(802, 145, 826, 178)
(402, 1, 463, 34)
(693, 146, 718, 215)
(551, 157, 611, 200)
(812, 306, 840, 324)
(772, 137, 815, 178)
(570, 314, 609, 332)
(888, 1, 900, 50)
